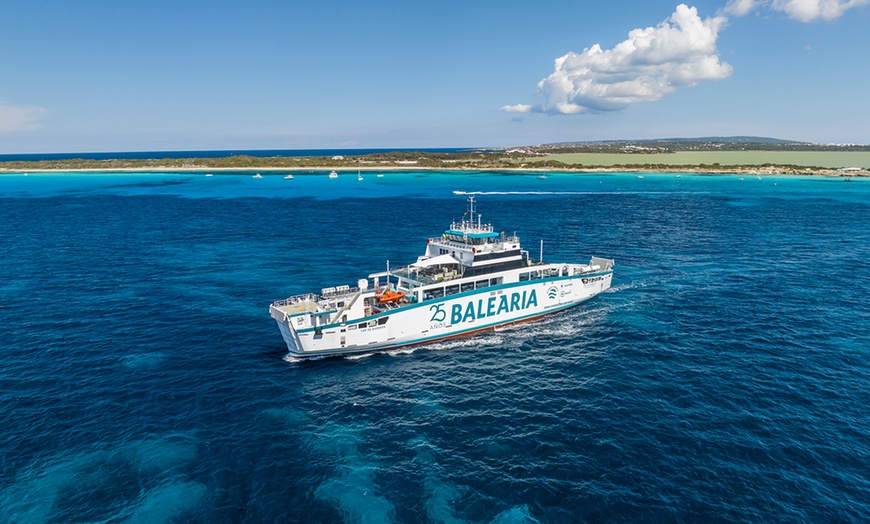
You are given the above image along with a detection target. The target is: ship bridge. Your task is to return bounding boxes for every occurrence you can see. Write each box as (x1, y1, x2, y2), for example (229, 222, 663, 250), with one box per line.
(420, 195, 527, 278)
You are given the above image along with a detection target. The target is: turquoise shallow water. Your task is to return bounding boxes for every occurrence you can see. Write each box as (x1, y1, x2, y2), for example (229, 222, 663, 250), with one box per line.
(1, 171, 869, 522)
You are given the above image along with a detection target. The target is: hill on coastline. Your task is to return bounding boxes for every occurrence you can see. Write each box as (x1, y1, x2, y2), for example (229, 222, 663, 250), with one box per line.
(536, 136, 868, 153)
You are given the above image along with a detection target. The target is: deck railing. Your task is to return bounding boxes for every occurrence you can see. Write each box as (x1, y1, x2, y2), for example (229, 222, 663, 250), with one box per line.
(271, 293, 320, 308)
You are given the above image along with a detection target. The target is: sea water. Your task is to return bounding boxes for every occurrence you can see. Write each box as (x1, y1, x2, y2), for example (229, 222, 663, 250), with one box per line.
(1, 171, 868, 522)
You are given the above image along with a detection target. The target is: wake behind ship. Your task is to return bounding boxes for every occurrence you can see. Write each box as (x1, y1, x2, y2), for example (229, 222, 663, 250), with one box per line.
(270, 196, 614, 358)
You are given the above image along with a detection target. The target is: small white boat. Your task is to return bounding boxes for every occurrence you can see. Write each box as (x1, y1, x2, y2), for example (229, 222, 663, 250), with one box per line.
(675, 175, 682, 178)
(358, 171, 363, 181)
(329, 171, 339, 179)
(253, 173, 263, 179)
(538, 175, 547, 179)
(377, 174, 384, 178)
(284, 174, 294, 180)
(205, 173, 213, 177)
(637, 175, 644, 179)
(755, 175, 761, 180)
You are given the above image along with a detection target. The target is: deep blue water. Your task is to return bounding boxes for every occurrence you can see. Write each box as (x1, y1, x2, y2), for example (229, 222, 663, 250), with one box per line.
(0, 148, 474, 162)
(1, 171, 869, 522)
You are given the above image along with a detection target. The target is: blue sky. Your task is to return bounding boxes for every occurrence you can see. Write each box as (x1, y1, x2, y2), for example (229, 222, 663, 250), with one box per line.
(1, 0, 868, 153)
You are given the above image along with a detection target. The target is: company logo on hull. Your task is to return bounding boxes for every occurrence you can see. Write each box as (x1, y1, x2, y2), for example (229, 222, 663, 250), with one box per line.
(449, 289, 538, 324)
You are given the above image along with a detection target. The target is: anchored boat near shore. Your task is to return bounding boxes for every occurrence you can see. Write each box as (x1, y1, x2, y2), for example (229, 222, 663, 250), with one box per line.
(269, 196, 614, 358)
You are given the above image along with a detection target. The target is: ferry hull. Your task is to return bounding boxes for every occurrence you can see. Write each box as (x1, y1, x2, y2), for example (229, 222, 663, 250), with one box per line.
(273, 272, 611, 359)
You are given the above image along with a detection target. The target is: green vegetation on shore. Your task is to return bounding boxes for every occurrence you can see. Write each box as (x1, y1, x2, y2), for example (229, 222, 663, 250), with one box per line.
(0, 151, 522, 171)
(2, 140, 868, 176)
(538, 137, 870, 154)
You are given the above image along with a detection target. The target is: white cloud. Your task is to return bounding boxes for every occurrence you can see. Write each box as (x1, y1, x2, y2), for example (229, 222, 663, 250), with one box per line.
(508, 4, 733, 115)
(500, 104, 532, 113)
(722, 0, 760, 16)
(0, 102, 49, 133)
(504, 0, 866, 117)
(769, 0, 869, 21)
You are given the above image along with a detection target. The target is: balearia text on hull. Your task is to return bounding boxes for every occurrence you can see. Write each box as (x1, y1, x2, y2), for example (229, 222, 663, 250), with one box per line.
(270, 197, 614, 358)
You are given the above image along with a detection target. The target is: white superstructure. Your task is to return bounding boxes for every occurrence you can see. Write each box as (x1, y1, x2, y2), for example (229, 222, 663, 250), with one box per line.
(269, 196, 614, 358)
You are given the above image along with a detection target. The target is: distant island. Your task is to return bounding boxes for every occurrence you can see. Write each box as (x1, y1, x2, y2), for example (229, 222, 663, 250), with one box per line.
(2, 137, 868, 176)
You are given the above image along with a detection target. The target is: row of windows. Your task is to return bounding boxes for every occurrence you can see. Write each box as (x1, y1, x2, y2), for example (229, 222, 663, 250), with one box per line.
(519, 267, 564, 281)
(421, 277, 503, 301)
(445, 234, 492, 245)
(346, 316, 389, 330)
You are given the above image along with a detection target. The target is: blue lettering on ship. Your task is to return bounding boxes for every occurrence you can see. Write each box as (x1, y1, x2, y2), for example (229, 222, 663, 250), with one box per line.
(429, 304, 446, 322)
(450, 289, 537, 324)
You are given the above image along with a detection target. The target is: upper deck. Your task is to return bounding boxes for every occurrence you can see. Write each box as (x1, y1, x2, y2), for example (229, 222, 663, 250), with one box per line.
(270, 196, 615, 324)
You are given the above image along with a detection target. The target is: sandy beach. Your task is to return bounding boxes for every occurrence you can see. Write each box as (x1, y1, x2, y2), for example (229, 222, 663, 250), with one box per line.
(1, 165, 867, 177)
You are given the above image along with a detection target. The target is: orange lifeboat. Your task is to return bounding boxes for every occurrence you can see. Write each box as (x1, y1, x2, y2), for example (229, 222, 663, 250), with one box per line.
(377, 290, 406, 304)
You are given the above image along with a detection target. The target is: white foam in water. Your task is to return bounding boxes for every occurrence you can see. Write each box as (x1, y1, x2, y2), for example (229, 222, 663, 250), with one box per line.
(344, 351, 378, 361)
(283, 353, 332, 363)
(458, 190, 698, 196)
(386, 347, 418, 357)
(424, 331, 505, 352)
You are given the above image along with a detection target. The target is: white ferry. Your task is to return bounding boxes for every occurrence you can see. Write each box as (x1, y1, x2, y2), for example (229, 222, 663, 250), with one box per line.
(269, 197, 614, 358)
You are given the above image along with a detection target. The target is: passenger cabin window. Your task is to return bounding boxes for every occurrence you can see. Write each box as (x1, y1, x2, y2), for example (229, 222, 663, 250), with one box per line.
(475, 280, 489, 289)
(490, 277, 502, 286)
(460, 282, 474, 293)
(445, 285, 459, 296)
(519, 272, 530, 282)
